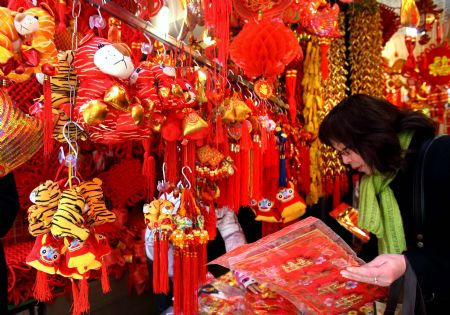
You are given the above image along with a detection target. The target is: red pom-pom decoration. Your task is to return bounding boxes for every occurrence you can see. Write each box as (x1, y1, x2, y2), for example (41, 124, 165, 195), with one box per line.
(230, 19, 301, 79)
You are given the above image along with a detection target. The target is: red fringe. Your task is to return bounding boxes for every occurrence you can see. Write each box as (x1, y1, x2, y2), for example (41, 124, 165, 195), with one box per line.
(43, 77, 53, 158)
(232, 151, 241, 211)
(153, 234, 160, 293)
(215, 115, 224, 146)
(164, 141, 179, 184)
(191, 250, 199, 315)
(101, 260, 111, 293)
(159, 237, 169, 294)
(320, 43, 330, 80)
(78, 278, 90, 314)
(182, 250, 191, 315)
(206, 202, 217, 240)
(286, 70, 297, 122)
(71, 280, 80, 315)
(33, 271, 52, 302)
(57, 0, 67, 32)
(332, 175, 341, 209)
(173, 248, 182, 315)
(252, 141, 262, 201)
(142, 139, 156, 200)
(198, 243, 208, 285)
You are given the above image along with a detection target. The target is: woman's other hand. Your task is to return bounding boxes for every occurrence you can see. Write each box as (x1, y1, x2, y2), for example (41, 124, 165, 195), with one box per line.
(340, 254, 406, 286)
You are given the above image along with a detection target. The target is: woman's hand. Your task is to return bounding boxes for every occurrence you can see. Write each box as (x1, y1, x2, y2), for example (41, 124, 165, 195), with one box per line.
(340, 254, 406, 287)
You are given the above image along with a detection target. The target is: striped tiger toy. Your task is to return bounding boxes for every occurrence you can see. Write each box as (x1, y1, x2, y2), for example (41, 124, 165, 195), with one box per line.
(27, 180, 62, 236)
(50, 188, 90, 241)
(77, 178, 116, 227)
(14, 3, 59, 75)
(50, 50, 77, 108)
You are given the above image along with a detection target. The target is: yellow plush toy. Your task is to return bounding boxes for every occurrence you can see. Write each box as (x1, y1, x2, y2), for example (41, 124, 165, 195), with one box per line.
(143, 199, 161, 229)
(77, 178, 116, 227)
(13, 3, 59, 75)
(50, 188, 90, 241)
(27, 180, 62, 236)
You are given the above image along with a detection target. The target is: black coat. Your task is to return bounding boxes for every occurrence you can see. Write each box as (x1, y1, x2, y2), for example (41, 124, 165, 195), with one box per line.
(0, 173, 19, 314)
(360, 134, 450, 314)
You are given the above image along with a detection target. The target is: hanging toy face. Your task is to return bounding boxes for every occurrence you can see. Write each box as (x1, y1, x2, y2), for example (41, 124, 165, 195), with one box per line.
(93, 42, 134, 80)
(26, 233, 64, 274)
(250, 198, 281, 223)
(275, 182, 306, 223)
(14, 13, 39, 36)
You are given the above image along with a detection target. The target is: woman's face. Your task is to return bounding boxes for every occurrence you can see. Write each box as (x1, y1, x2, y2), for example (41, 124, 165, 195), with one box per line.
(332, 141, 373, 175)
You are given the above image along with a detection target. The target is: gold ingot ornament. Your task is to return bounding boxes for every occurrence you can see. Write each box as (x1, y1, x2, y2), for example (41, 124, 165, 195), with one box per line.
(80, 100, 109, 125)
(104, 85, 131, 112)
(131, 104, 144, 125)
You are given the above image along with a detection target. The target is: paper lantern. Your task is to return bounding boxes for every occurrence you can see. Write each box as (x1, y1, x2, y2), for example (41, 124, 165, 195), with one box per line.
(230, 19, 301, 79)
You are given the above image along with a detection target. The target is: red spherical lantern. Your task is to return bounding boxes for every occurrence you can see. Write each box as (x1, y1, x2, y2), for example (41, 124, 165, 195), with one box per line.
(230, 19, 301, 79)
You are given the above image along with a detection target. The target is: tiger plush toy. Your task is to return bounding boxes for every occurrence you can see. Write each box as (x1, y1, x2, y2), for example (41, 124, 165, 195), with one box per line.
(73, 33, 153, 144)
(50, 188, 90, 241)
(13, 3, 59, 76)
(27, 180, 62, 236)
(77, 178, 116, 227)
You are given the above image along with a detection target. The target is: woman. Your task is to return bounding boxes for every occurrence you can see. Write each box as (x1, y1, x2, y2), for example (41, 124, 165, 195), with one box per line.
(319, 94, 450, 314)
(0, 173, 20, 314)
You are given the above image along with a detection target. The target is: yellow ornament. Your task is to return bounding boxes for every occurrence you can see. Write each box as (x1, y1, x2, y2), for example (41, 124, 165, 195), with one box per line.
(80, 100, 109, 125)
(104, 84, 131, 112)
(182, 111, 208, 136)
(131, 104, 144, 125)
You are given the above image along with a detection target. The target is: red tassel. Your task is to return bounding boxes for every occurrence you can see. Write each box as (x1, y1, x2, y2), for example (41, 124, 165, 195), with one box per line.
(43, 76, 54, 158)
(71, 280, 80, 315)
(198, 243, 208, 285)
(101, 260, 111, 293)
(215, 115, 224, 146)
(164, 141, 179, 184)
(286, 69, 298, 122)
(191, 249, 199, 315)
(173, 248, 182, 315)
(33, 271, 52, 302)
(252, 141, 262, 201)
(182, 250, 191, 315)
(78, 278, 90, 314)
(206, 202, 217, 240)
(57, 0, 67, 32)
(319, 40, 330, 80)
(159, 236, 169, 294)
(152, 234, 161, 293)
(142, 139, 156, 200)
(231, 150, 241, 211)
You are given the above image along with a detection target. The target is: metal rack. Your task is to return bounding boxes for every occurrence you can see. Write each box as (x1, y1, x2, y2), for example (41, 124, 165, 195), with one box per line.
(84, 0, 288, 111)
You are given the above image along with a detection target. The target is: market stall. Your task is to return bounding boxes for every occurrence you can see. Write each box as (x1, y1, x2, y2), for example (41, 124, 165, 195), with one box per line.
(1, 0, 448, 314)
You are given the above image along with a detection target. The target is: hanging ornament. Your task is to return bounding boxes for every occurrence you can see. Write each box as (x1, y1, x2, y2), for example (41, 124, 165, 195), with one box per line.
(400, 0, 420, 27)
(254, 79, 274, 100)
(230, 19, 301, 79)
(417, 42, 450, 86)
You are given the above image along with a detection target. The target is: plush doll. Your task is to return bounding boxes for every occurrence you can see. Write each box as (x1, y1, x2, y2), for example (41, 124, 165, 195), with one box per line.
(26, 233, 64, 275)
(13, 3, 59, 76)
(27, 180, 62, 236)
(250, 198, 282, 223)
(0, 7, 20, 76)
(275, 182, 306, 223)
(157, 199, 175, 231)
(77, 178, 116, 227)
(50, 188, 90, 241)
(74, 33, 152, 144)
(143, 199, 161, 229)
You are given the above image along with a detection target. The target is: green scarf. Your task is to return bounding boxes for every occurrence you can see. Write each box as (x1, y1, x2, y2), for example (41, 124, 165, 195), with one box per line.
(358, 131, 413, 254)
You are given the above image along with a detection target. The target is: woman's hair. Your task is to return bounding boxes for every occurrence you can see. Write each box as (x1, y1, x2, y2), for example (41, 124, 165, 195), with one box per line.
(319, 94, 436, 174)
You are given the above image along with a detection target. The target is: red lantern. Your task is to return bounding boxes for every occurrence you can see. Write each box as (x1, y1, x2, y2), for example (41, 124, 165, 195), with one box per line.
(230, 19, 301, 79)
